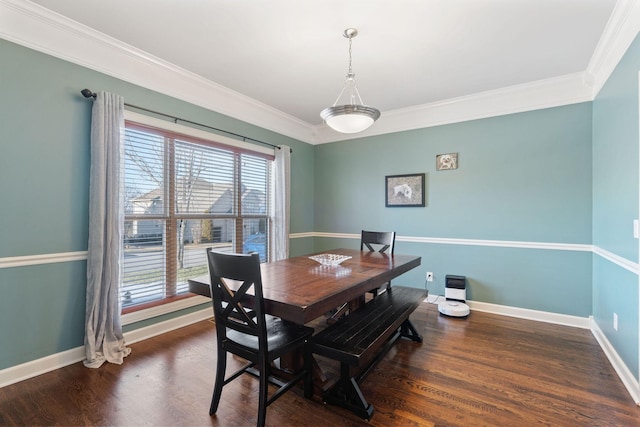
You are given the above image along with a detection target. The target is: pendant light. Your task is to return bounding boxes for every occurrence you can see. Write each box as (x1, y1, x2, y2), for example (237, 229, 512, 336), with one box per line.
(320, 28, 381, 133)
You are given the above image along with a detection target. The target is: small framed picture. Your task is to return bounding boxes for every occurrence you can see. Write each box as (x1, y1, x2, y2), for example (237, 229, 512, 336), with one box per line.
(385, 173, 425, 207)
(436, 153, 458, 171)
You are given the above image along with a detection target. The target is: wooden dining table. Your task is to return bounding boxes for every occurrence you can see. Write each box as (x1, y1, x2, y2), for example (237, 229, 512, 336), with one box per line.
(188, 247, 422, 400)
(187, 247, 422, 325)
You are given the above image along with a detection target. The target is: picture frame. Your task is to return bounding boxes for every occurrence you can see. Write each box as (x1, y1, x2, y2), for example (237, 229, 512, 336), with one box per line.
(385, 173, 425, 207)
(436, 153, 458, 171)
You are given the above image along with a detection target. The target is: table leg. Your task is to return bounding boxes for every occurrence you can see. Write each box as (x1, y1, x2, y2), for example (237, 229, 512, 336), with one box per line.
(278, 349, 335, 395)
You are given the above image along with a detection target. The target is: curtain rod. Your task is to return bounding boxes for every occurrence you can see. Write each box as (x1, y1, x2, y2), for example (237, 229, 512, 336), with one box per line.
(80, 89, 290, 152)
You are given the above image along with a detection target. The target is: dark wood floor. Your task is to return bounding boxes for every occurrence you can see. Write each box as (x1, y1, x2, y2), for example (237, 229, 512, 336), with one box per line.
(1, 302, 638, 426)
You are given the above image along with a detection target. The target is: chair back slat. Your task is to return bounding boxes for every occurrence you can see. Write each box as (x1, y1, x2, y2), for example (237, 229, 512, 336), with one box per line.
(207, 250, 266, 339)
(361, 230, 396, 254)
(218, 278, 258, 329)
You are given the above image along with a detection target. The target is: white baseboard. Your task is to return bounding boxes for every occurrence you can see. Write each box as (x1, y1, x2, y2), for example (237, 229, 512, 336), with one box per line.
(466, 299, 591, 329)
(590, 318, 640, 405)
(0, 307, 212, 389)
(0, 345, 86, 389)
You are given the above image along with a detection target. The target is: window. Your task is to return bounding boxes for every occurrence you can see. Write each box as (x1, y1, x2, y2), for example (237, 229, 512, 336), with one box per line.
(121, 118, 273, 312)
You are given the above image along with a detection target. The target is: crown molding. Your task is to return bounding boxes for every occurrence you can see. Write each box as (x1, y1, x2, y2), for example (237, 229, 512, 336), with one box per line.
(586, 0, 640, 97)
(1, 0, 639, 145)
(312, 72, 594, 144)
(0, 0, 314, 143)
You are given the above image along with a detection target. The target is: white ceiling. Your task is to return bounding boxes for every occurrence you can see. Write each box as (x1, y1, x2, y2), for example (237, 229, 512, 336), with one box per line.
(26, 0, 617, 127)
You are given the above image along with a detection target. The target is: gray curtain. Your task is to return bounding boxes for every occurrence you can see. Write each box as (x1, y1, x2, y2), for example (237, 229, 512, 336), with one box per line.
(272, 145, 291, 261)
(84, 91, 131, 368)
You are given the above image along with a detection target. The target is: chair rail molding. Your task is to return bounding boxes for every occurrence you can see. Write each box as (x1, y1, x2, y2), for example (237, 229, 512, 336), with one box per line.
(307, 232, 593, 253)
(4, 239, 636, 280)
(0, 251, 88, 269)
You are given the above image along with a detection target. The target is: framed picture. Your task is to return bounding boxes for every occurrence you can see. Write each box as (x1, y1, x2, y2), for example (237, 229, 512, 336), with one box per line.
(436, 153, 458, 170)
(385, 173, 425, 207)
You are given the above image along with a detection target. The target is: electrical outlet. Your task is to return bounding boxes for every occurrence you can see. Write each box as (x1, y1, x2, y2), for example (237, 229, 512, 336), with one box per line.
(426, 271, 433, 282)
(613, 313, 618, 331)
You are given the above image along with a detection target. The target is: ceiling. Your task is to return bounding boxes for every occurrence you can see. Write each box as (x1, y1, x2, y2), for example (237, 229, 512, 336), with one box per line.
(19, 0, 621, 140)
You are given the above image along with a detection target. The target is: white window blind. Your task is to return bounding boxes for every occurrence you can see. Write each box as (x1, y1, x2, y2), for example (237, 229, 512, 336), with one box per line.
(122, 120, 273, 311)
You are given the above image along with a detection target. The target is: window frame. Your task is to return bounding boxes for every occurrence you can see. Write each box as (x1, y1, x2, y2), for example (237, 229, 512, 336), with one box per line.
(121, 111, 274, 325)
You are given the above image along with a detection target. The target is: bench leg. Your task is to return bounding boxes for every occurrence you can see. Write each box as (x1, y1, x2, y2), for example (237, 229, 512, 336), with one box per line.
(323, 362, 374, 420)
(400, 319, 423, 342)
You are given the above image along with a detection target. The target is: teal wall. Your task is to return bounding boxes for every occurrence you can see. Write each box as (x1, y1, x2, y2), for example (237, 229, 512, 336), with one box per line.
(1, 28, 639, 387)
(0, 38, 314, 370)
(313, 104, 593, 316)
(592, 31, 640, 378)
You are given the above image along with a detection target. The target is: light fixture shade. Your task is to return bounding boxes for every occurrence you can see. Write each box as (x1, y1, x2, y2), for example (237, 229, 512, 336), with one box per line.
(321, 105, 381, 133)
(321, 28, 381, 134)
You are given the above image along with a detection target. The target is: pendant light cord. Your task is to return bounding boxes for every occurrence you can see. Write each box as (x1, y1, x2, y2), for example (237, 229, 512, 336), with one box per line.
(347, 35, 353, 76)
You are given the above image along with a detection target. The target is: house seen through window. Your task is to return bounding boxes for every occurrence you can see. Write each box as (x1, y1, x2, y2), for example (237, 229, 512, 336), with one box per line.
(122, 121, 272, 311)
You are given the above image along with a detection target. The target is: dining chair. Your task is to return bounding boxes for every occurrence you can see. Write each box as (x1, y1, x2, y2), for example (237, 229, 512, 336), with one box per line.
(361, 230, 396, 255)
(327, 230, 397, 324)
(206, 249, 314, 427)
(361, 230, 396, 295)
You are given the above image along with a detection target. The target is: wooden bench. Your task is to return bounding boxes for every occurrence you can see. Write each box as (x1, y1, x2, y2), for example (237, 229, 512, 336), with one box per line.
(310, 285, 426, 420)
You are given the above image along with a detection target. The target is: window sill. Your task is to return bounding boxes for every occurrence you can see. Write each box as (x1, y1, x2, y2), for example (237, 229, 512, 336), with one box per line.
(121, 294, 211, 326)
